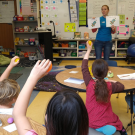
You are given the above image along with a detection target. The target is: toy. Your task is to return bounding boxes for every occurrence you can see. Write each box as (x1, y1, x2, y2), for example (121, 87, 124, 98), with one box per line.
(107, 71, 114, 78)
(88, 40, 92, 46)
(15, 58, 20, 62)
(47, 63, 52, 72)
(7, 117, 14, 124)
(89, 66, 93, 77)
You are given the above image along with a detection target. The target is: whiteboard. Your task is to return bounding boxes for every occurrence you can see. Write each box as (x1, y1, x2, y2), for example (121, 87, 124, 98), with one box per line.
(39, 0, 134, 39)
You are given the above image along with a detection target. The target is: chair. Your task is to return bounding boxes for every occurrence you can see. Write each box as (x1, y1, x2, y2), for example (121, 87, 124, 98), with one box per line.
(105, 60, 117, 67)
(125, 37, 135, 64)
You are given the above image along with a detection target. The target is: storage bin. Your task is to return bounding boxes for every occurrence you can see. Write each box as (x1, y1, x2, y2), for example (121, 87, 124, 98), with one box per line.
(29, 41, 35, 46)
(19, 28, 24, 32)
(13, 16, 17, 21)
(61, 43, 68, 48)
(53, 53, 59, 57)
(29, 38, 35, 42)
(69, 42, 77, 48)
(23, 15, 29, 21)
(15, 27, 19, 32)
(53, 43, 59, 47)
(79, 44, 85, 49)
(2, 52, 10, 55)
(29, 15, 34, 21)
(29, 56, 37, 60)
(71, 52, 77, 57)
(17, 17, 23, 21)
(24, 39, 29, 45)
(60, 53, 66, 57)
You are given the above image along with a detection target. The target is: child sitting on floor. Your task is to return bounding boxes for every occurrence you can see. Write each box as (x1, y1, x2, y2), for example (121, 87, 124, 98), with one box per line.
(81, 41, 127, 135)
(13, 59, 89, 135)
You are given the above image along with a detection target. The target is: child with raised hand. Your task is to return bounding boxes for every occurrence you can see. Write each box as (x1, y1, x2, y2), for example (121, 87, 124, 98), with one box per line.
(0, 79, 20, 115)
(13, 59, 89, 135)
(81, 41, 127, 135)
(0, 56, 20, 81)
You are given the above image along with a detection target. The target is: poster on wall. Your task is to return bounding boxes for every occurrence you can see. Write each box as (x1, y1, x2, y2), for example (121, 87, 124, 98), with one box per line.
(64, 23, 76, 32)
(0, 1, 15, 23)
(20, 0, 37, 17)
(117, 25, 129, 36)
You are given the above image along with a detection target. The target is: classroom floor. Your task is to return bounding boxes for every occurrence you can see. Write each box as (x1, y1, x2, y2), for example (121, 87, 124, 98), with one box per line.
(16, 60, 135, 135)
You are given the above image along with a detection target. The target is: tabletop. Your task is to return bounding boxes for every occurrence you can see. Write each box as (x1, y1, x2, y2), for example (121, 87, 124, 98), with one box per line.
(56, 67, 135, 92)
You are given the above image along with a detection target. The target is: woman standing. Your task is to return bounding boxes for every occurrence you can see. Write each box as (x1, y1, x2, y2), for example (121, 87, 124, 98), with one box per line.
(92, 5, 116, 60)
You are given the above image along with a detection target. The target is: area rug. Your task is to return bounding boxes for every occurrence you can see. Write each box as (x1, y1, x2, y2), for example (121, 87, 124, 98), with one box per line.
(0, 73, 23, 80)
(34, 66, 135, 92)
(0, 67, 24, 73)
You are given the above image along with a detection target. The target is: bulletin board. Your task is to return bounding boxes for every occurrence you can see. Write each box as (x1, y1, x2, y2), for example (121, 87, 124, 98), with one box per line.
(116, 0, 135, 38)
(0, 1, 15, 23)
(17, 0, 135, 39)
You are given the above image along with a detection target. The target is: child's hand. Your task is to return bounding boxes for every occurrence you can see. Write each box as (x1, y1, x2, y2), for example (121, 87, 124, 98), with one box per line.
(105, 80, 117, 83)
(9, 56, 20, 68)
(29, 59, 51, 80)
(86, 41, 93, 51)
(111, 25, 115, 31)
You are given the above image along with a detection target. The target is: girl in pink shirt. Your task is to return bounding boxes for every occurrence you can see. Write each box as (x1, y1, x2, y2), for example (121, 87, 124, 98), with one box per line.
(82, 41, 127, 135)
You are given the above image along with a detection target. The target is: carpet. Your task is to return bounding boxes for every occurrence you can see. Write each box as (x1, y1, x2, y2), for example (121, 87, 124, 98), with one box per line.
(34, 66, 135, 92)
(0, 67, 24, 73)
(0, 73, 23, 80)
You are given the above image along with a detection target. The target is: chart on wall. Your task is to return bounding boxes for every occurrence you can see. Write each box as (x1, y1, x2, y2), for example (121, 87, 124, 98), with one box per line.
(40, 0, 78, 38)
(0, 1, 14, 23)
(20, 0, 37, 18)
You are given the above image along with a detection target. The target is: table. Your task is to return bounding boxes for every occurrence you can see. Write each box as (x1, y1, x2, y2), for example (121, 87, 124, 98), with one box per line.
(56, 67, 135, 135)
(0, 114, 46, 135)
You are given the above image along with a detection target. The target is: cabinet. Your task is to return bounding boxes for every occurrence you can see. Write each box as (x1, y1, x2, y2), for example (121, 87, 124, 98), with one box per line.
(12, 20, 38, 55)
(52, 39, 129, 59)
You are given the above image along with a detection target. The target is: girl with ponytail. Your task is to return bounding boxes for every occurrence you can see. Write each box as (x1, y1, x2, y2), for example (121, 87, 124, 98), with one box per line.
(82, 41, 128, 135)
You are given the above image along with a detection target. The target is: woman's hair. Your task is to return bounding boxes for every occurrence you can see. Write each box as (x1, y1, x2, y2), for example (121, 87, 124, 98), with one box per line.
(45, 89, 89, 135)
(92, 59, 109, 103)
(0, 79, 20, 105)
(101, 5, 109, 10)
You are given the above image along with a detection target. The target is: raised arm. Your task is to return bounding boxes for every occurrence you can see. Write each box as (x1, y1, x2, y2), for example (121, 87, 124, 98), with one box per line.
(82, 41, 93, 86)
(13, 59, 51, 135)
(0, 56, 19, 81)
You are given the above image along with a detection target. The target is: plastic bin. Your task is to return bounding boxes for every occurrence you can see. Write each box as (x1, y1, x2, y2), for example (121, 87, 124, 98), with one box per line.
(24, 39, 29, 45)
(61, 43, 68, 48)
(69, 42, 77, 48)
(71, 52, 77, 57)
(15, 27, 19, 32)
(29, 15, 34, 21)
(17, 17, 23, 21)
(29, 41, 35, 46)
(19, 28, 24, 32)
(23, 15, 29, 21)
(79, 44, 85, 49)
(53, 53, 59, 57)
(53, 43, 59, 47)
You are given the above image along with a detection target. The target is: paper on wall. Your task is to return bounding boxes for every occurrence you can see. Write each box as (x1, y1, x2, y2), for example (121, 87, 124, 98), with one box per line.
(106, 16, 119, 27)
(88, 17, 100, 29)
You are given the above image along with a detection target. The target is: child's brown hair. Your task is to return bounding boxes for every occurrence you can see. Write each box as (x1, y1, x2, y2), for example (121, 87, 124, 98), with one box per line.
(0, 79, 20, 105)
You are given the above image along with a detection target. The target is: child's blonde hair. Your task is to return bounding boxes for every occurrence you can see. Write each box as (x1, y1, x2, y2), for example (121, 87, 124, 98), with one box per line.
(0, 79, 20, 105)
